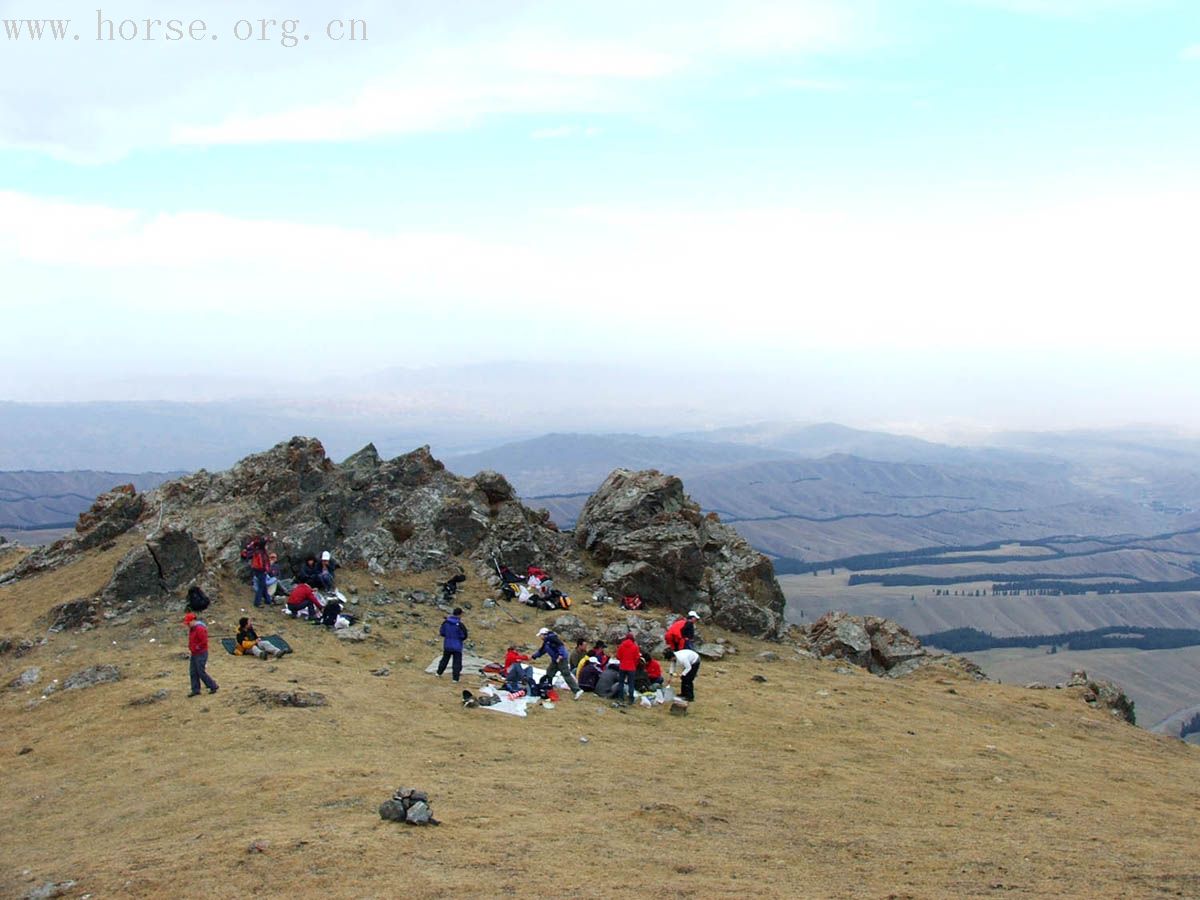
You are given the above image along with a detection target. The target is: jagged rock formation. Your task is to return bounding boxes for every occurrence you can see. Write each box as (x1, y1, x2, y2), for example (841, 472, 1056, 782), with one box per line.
(1, 441, 799, 640)
(791, 611, 986, 679)
(1, 438, 583, 608)
(574, 469, 786, 638)
(1068, 670, 1136, 724)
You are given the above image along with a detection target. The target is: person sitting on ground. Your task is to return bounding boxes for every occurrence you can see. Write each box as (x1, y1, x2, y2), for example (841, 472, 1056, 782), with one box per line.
(234, 617, 284, 659)
(316, 551, 337, 590)
(568, 638, 589, 670)
(503, 645, 532, 674)
(263, 552, 283, 602)
(298, 555, 322, 588)
(593, 658, 622, 699)
(286, 582, 323, 620)
(589, 640, 609, 668)
(643, 651, 664, 689)
(504, 654, 538, 695)
(577, 656, 603, 693)
(530, 627, 583, 699)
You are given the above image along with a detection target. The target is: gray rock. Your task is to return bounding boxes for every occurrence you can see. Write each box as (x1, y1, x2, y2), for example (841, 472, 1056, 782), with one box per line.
(405, 800, 432, 824)
(62, 664, 120, 691)
(25, 881, 77, 899)
(335, 627, 369, 642)
(8, 667, 41, 690)
(575, 469, 785, 637)
(756, 651, 779, 662)
(697, 643, 726, 660)
(46, 599, 99, 633)
(379, 799, 407, 822)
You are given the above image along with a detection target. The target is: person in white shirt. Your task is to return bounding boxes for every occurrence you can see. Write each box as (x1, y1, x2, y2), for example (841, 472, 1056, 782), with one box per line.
(665, 647, 701, 702)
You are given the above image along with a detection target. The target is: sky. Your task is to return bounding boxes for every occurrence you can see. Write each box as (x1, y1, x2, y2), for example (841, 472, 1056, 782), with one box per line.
(1, 0, 1198, 430)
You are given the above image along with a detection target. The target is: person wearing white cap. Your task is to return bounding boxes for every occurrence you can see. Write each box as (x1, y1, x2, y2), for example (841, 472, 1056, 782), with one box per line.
(531, 628, 583, 699)
(316, 550, 337, 591)
(665, 610, 701, 653)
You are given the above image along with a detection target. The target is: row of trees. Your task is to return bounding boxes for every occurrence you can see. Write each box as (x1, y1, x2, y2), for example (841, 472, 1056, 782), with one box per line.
(919, 625, 1200, 654)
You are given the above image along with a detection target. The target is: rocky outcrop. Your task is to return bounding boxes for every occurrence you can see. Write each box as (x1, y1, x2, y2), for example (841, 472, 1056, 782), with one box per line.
(1069, 670, 1136, 724)
(791, 612, 977, 679)
(574, 469, 786, 638)
(3, 437, 585, 600)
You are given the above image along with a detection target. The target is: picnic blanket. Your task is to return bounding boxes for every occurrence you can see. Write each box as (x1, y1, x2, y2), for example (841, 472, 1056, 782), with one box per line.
(221, 635, 293, 656)
(423, 652, 501, 678)
(476, 684, 543, 717)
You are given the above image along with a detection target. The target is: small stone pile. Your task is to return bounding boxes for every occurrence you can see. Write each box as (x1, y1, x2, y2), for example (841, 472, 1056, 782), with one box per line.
(379, 787, 439, 826)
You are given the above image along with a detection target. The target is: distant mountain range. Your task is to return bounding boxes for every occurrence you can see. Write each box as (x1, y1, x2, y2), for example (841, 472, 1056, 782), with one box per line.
(0, 470, 181, 532)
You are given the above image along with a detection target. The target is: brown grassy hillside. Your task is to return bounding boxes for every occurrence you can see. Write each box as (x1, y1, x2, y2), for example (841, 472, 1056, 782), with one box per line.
(2, 559, 1199, 899)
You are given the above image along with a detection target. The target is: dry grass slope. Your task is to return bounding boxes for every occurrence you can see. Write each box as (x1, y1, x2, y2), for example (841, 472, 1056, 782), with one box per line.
(2, 558, 1199, 899)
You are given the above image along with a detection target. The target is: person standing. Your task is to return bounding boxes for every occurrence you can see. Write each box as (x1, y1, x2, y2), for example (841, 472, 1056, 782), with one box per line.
(185, 612, 219, 696)
(241, 535, 271, 608)
(615, 632, 640, 705)
(665, 647, 701, 702)
(437, 607, 468, 682)
(531, 627, 584, 699)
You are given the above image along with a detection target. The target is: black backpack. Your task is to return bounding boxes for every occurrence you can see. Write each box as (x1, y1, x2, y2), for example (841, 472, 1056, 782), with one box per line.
(186, 586, 211, 612)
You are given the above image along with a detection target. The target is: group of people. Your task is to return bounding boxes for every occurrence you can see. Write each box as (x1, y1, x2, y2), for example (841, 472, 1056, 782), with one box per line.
(498, 563, 571, 610)
(436, 608, 705, 704)
(242, 534, 339, 608)
(191, 542, 706, 706)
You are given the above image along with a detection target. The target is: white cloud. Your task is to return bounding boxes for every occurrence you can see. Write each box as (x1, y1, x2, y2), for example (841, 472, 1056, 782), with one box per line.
(3, 186, 1197, 358)
(0, 0, 869, 157)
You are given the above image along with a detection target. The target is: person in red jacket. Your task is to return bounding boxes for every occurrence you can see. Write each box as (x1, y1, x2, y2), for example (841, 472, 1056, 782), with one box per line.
(616, 632, 641, 704)
(286, 583, 323, 621)
(503, 645, 532, 674)
(184, 612, 219, 696)
(643, 655, 664, 688)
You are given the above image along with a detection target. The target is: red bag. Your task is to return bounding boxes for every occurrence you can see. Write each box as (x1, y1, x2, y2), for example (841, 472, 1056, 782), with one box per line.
(621, 594, 643, 610)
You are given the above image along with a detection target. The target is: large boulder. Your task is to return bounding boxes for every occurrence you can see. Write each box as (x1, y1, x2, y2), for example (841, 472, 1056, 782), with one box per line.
(575, 469, 786, 638)
(796, 612, 932, 677)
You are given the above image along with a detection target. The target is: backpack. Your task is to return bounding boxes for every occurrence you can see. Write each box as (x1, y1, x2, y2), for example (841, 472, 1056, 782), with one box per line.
(186, 586, 210, 612)
(621, 594, 643, 610)
(557, 594, 572, 610)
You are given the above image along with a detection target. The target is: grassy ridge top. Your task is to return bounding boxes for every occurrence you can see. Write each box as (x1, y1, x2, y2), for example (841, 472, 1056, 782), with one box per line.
(2, 554, 1199, 898)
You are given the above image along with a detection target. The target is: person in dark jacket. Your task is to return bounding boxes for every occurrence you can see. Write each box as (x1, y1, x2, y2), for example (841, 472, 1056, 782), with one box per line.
(593, 658, 621, 699)
(531, 628, 583, 699)
(577, 657, 603, 692)
(185, 612, 219, 696)
(437, 608, 468, 682)
(316, 550, 337, 590)
(298, 555, 322, 588)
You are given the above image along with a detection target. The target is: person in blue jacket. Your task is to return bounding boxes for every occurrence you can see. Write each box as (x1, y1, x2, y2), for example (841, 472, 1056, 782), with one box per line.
(531, 627, 583, 699)
(436, 608, 468, 682)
